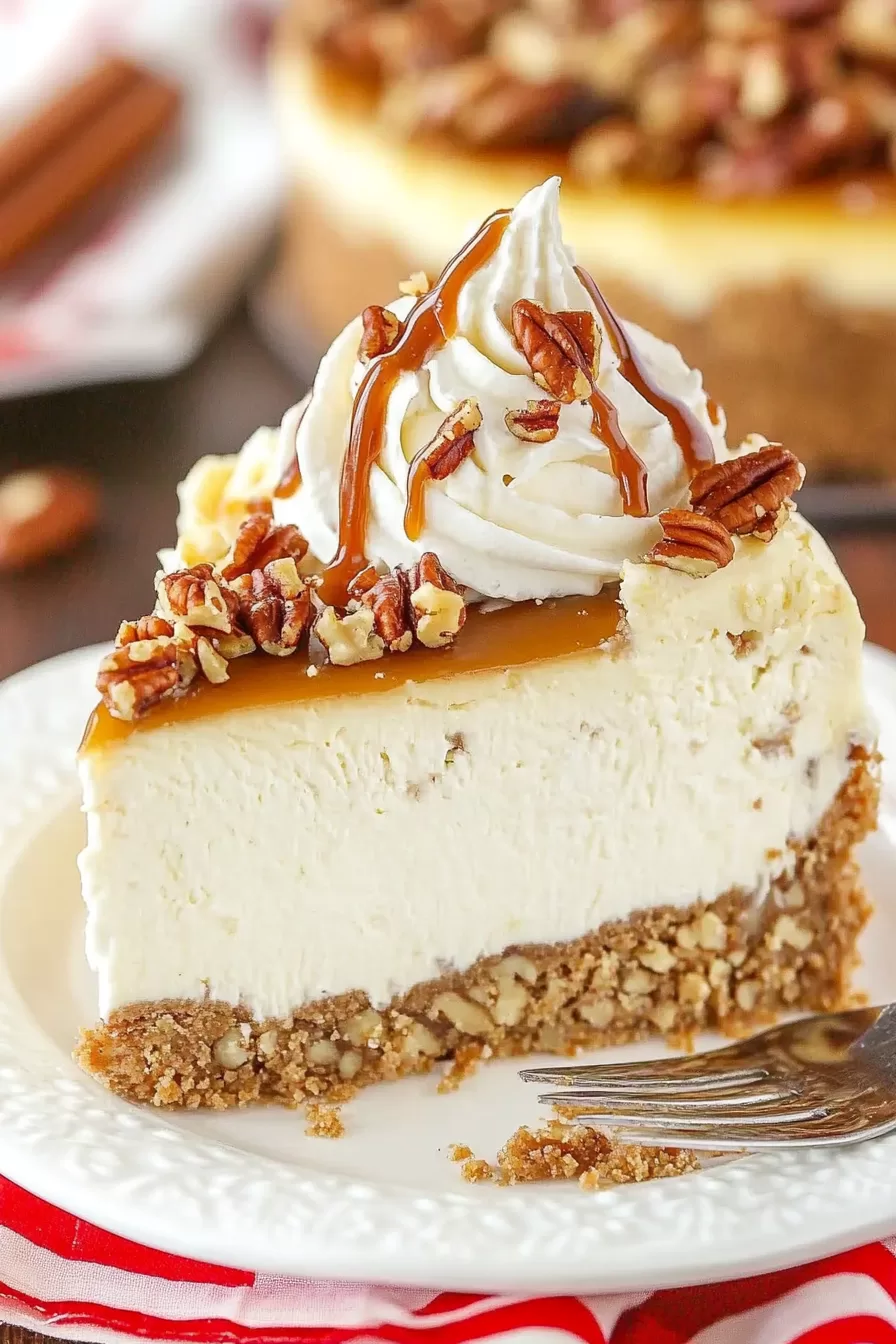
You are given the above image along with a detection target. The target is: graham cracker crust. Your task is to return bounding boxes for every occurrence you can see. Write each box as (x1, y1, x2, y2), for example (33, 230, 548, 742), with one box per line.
(76, 753, 879, 1110)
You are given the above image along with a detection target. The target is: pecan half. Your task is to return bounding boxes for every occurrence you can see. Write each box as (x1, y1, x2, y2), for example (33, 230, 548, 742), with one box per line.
(221, 512, 308, 581)
(408, 552, 466, 647)
(690, 445, 805, 540)
(156, 563, 238, 633)
(0, 466, 99, 572)
(116, 614, 174, 646)
(231, 558, 313, 656)
(96, 637, 197, 721)
(420, 398, 482, 480)
(511, 300, 598, 402)
(453, 75, 602, 149)
(360, 568, 414, 652)
(648, 509, 735, 576)
(504, 399, 562, 442)
(346, 565, 380, 600)
(359, 305, 403, 362)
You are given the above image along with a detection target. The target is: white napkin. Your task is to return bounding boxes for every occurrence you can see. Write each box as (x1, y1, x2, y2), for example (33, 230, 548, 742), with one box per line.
(0, 0, 283, 397)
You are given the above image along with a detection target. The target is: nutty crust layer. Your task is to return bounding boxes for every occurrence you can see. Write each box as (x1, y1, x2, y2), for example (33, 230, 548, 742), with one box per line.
(76, 753, 879, 1110)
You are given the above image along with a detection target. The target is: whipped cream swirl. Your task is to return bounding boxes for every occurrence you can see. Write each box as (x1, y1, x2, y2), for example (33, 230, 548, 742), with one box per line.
(276, 177, 729, 601)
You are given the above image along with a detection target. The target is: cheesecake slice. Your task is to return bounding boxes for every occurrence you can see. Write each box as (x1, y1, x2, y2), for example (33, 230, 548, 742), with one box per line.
(77, 180, 878, 1110)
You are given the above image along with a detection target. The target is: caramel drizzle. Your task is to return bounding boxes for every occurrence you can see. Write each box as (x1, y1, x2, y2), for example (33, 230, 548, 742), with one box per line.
(576, 266, 715, 478)
(404, 420, 476, 541)
(585, 381, 649, 517)
(320, 210, 512, 605)
(404, 450, 435, 544)
(273, 396, 309, 499)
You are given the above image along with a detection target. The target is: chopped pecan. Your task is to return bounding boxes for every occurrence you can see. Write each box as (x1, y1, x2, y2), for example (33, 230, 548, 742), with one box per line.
(504, 399, 562, 442)
(381, 57, 504, 137)
(231, 558, 312, 656)
(315, 605, 385, 666)
(360, 568, 414, 652)
(382, 53, 600, 150)
(398, 271, 431, 298)
(116, 614, 174, 646)
(221, 512, 308, 582)
(96, 637, 196, 721)
(171, 626, 231, 685)
(648, 509, 735, 576)
(840, 0, 896, 66)
(156, 564, 238, 633)
(300, 5, 390, 77)
(738, 43, 792, 122)
(453, 75, 602, 149)
(409, 552, 466, 647)
(420, 398, 482, 480)
(690, 445, 805, 540)
(701, 88, 878, 195)
(372, 2, 500, 77)
(570, 118, 645, 181)
(511, 300, 598, 402)
(756, 0, 840, 17)
(202, 627, 256, 661)
(359, 305, 403, 362)
(638, 61, 720, 141)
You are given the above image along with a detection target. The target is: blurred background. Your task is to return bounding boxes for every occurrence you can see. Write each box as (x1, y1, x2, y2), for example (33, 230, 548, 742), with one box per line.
(1, 0, 895, 682)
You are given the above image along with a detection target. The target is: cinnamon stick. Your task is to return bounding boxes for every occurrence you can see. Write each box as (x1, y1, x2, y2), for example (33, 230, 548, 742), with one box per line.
(0, 56, 181, 271)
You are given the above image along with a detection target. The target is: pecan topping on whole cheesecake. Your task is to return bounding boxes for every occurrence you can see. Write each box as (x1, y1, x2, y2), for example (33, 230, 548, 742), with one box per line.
(290, 0, 896, 192)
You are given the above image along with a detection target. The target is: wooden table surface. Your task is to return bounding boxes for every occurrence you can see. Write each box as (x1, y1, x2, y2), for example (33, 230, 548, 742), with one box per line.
(0, 309, 894, 1344)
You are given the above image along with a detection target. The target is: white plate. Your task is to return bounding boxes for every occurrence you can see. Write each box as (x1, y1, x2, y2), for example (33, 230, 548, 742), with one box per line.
(1, 644, 895, 1295)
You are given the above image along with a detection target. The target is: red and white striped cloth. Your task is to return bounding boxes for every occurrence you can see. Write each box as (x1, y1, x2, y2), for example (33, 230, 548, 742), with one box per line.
(0, 1176, 894, 1344)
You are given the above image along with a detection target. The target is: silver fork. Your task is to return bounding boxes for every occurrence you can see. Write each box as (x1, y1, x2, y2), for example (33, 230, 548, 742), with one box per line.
(519, 1005, 896, 1150)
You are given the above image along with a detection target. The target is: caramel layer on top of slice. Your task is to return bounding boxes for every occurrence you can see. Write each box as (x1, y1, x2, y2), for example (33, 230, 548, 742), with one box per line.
(81, 590, 622, 752)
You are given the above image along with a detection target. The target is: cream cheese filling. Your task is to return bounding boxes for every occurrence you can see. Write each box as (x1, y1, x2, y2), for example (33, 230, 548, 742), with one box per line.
(79, 517, 873, 1020)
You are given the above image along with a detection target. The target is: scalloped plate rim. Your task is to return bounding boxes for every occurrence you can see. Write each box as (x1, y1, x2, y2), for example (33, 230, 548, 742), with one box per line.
(0, 641, 893, 1293)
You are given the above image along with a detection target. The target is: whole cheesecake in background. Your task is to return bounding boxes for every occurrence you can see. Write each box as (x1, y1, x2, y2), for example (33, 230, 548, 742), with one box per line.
(77, 180, 878, 1110)
(270, 0, 896, 479)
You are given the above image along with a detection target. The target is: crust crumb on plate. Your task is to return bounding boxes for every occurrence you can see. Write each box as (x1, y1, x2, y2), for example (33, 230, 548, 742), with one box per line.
(461, 1157, 495, 1184)
(304, 1102, 345, 1138)
(454, 1121, 701, 1188)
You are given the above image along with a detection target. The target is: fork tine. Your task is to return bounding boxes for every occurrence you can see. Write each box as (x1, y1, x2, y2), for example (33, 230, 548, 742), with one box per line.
(538, 1083, 794, 1110)
(605, 1114, 896, 1150)
(520, 1064, 769, 1092)
(572, 1102, 828, 1129)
